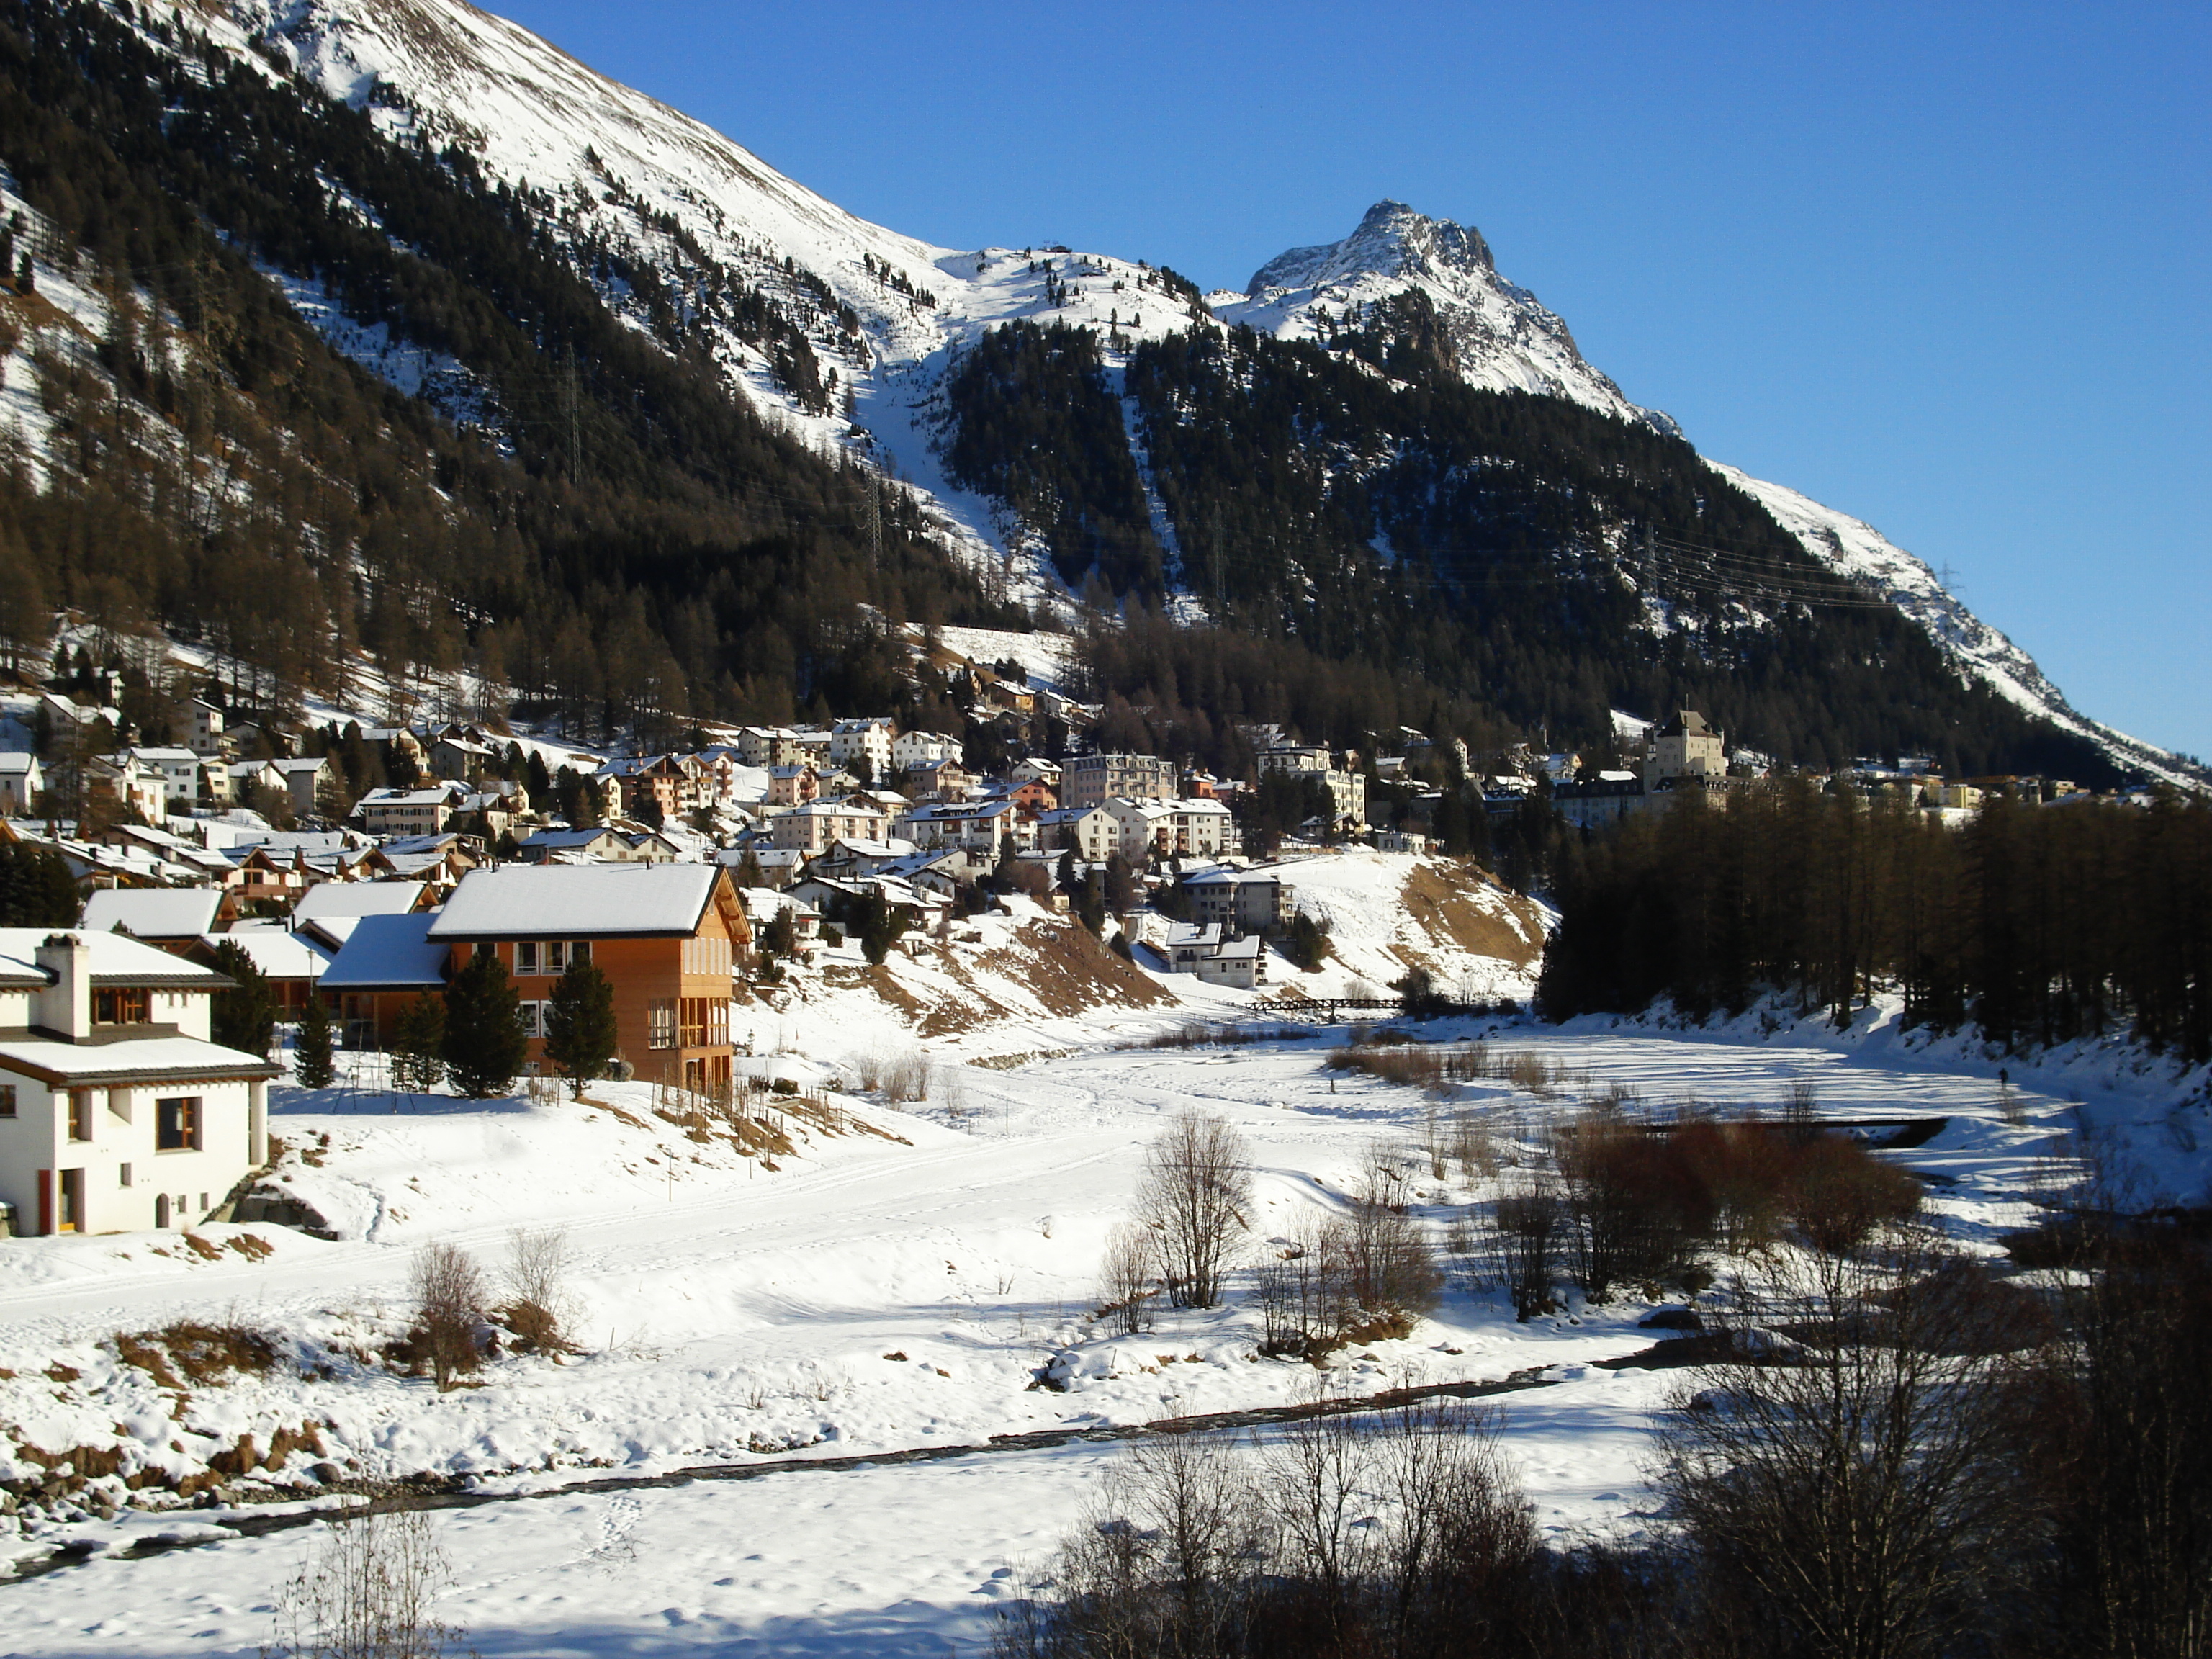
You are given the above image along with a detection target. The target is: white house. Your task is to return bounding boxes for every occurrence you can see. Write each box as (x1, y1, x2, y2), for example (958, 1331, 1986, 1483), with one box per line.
(0, 751, 40, 815)
(768, 798, 890, 855)
(1182, 866, 1291, 935)
(129, 747, 206, 809)
(1034, 805, 1119, 861)
(890, 730, 960, 773)
(893, 799, 1034, 858)
(260, 756, 333, 818)
(1104, 797, 1232, 859)
(829, 718, 896, 778)
(355, 784, 464, 836)
(0, 930, 278, 1236)
(1064, 753, 1178, 810)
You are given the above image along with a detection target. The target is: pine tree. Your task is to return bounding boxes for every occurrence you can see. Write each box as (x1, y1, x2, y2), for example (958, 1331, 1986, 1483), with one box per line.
(541, 955, 616, 1098)
(210, 939, 279, 1058)
(0, 842, 77, 926)
(293, 990, 336, 1089)
(392, 992, 447, 1094)
(441, 950, 526, 1098)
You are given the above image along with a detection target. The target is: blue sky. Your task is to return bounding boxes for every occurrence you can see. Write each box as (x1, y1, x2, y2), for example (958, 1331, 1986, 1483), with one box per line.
(493, 1, 2210, 761)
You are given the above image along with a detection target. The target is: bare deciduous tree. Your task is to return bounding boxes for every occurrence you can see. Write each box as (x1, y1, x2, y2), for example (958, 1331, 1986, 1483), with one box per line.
(1135, 1110, 1252, 1309)
(1097, 1220, 1160, 1335)
(409, 1241, 487, 1392)
(1653, 1224, 2046, 1659)
(265, 1502, 469, 1658)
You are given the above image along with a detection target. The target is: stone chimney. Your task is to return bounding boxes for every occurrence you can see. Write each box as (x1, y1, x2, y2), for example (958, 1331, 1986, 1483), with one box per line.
(35, 932, 91, 1040)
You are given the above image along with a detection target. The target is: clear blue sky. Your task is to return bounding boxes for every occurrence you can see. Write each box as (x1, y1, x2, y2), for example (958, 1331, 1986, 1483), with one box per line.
(493, 1, 2211, 761)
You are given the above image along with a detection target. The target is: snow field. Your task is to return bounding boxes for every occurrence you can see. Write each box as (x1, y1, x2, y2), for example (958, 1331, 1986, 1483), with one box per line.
(0, 974, 2180, 1652)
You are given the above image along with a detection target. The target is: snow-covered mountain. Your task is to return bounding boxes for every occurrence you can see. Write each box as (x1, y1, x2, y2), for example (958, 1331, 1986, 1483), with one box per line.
(141, 0, 2186, 782)
(1215, 199, 1679, 436)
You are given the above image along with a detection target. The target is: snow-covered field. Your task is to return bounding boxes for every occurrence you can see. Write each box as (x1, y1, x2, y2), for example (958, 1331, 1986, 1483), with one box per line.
(3, 968, 2200, 1655)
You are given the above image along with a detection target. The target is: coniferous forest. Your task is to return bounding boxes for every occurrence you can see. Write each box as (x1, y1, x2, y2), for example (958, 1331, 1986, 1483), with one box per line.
(1537, 782, 2212, 1064)
(945, 315, 2129, 784)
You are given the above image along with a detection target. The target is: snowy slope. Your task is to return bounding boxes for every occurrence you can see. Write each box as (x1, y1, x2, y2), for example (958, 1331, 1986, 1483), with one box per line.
(1709, 462, 2200, 786)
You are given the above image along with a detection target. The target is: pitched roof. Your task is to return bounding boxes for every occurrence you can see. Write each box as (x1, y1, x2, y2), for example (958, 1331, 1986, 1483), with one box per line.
(82, 887, 225, 939)
(428, 863, 727, 940)
(201, 928, 333, 981)
(294, 882, 429, 922)
(0, 927, 232, 989)
(318, 912, 449, 990)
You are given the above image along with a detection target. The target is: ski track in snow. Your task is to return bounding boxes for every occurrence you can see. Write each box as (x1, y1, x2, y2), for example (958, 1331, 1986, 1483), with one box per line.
(2, 974, 2202, 1653)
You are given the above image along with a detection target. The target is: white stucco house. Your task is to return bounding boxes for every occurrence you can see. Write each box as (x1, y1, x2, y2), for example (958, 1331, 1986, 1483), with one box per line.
(0, 930, 279, 1237)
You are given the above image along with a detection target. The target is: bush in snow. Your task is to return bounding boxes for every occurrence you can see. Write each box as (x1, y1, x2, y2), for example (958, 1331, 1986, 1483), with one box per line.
(497, 1226, 576, 1356)
(267, 1501, 469, 1659)
(408, 1241, 487, 1392)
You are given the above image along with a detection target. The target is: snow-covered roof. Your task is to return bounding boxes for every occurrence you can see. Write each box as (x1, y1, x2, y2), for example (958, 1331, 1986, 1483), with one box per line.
(0, 927, 231, 989)
(202, 930, 333, 981)
(294, 882, 428, 922)
(82, 887, 224, 939)
(520, 827, 619, 849)
(428, 863, 727, 940)
(358, 787, 459, 809)
(318, 912, 449, 990)
(0, 1033, 279, 1085)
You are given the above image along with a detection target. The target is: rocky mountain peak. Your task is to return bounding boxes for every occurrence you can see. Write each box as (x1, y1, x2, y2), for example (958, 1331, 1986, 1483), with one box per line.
(1249, 199, 1496, 295)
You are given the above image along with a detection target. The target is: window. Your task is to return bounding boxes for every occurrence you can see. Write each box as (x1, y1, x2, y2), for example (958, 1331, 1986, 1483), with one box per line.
(119, 1163, 132, 1187)
(0, 1084, 14, 1118)
(68, 1092, 92, 1142)
(647, 999, 676, 1050)
(518, 1002, 545, 1040)
(94, 987, 150, 1025)
(516, 940, 539, 974)
(546, 941, 570, 974)
(156, 1097, 201, 1152)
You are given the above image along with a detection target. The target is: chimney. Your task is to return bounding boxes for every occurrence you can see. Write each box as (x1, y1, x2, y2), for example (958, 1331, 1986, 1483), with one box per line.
(35, 932, 91, 1040)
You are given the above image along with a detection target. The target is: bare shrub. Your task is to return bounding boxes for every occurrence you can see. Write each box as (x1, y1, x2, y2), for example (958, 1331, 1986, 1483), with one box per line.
(999, 1390, 1542, 1658)
(1449, 1109, 1498, 1183)
(1097, 1221, 1160, 1335)
(408, 1242, 486, 1391)
(1786, 1133, 1921, 1255)
(1134, 1110, 1252, 1309)
(497, 1227, 575, 1355)
(1491, 1181, 1563, 1321)
(266, 1502, 469, 1658)
(1339, 1148, 1442, 1329)
(1255, 1222, 1352, 1361)
(1552, 1111, 1708, 1302)
(1255, 1180, 1439, 1360)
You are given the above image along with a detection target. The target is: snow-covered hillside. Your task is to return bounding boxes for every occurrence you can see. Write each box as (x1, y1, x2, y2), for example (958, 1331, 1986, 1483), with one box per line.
(1709, 463, 2199, 786)
(125, 0, 2188, 779)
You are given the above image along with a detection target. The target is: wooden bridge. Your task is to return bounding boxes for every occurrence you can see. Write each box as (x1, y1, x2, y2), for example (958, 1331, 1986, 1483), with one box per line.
(1268, 994, 1405, 1021)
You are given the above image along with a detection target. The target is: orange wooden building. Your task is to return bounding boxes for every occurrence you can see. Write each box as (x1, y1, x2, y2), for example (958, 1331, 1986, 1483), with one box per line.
(427, 863, 750, 1094)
